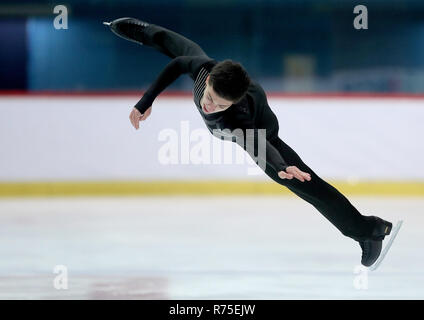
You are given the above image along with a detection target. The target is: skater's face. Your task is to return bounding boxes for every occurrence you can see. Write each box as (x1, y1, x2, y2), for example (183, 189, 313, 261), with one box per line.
(201, 76, 233, 114)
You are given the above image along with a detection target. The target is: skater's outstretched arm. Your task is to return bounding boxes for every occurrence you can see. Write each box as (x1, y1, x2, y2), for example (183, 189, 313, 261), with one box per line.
(134, 55, 215, 115)
(250, 83, 311, 181)
(250, 136, 311, 181)
(217, 126, 311, 182)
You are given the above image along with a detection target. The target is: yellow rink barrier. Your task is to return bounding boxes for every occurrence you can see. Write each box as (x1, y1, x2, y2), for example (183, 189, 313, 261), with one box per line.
(0, 180, 423, 197)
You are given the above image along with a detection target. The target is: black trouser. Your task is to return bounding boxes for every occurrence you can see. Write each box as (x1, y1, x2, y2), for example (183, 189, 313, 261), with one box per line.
(266, 136, 377, 241)
(141, 23, 377, 242)
(142, 23, 209, 59)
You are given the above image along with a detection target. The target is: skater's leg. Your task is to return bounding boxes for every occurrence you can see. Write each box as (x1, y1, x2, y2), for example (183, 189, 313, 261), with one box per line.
(109, 18, 208, 59)
(142, 24, 208, 58)
(264, 136, 378, 242)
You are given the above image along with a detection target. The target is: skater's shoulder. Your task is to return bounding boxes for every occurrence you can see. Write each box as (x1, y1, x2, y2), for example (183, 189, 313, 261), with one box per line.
(197, 57, 218, 73)
(247, 79, 268, 103)
(189, 55, 217, 79)
(248, 79, 265, 92)
(189, 55, 217, 68)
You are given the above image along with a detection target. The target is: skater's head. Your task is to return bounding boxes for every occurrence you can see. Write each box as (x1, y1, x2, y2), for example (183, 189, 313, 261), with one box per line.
(202, 60, 250, 114)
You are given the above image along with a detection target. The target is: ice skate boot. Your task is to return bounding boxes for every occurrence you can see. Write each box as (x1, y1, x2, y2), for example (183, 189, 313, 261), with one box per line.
(104, 17, 150, 45)
(360, 216, 392, 267)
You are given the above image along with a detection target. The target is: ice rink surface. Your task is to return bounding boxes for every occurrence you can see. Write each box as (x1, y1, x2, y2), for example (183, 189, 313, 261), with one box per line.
(0, 195, 422, 300)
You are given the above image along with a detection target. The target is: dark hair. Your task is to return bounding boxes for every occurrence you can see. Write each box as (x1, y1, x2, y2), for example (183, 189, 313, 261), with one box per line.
(208, 60, 251, 104)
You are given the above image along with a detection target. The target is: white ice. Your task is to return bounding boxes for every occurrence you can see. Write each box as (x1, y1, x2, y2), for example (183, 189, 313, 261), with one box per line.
(0, 195, 422, 299)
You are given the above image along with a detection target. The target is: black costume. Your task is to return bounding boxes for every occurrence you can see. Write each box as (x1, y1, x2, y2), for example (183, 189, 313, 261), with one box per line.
(106, 19, 394, 266)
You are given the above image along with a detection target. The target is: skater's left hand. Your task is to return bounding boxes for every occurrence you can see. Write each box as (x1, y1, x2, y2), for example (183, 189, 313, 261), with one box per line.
(278, 166, 311, 182)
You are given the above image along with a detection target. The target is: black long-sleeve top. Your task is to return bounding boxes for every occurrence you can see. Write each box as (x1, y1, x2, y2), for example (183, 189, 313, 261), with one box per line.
(134, 55, 288, 173)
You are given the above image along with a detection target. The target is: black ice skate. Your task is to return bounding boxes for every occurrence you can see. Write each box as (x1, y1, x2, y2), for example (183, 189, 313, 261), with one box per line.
(359, 217, 403, 270)
(103, 17, 150, 45)
(360, 240, 383, 267)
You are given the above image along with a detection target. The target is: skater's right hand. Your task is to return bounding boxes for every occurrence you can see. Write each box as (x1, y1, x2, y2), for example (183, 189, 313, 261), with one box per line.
(129, 106, 152, 130)
(278, 166, 311, 182)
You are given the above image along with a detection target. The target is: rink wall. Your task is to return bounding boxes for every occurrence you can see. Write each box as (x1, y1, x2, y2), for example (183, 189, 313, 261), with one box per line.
(0, 93, 423, 196)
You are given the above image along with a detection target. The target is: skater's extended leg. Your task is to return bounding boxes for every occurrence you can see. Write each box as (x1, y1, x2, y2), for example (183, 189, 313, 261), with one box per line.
(142, 23, 208, 58)
(107, 17, 208, 59)
(264, 136, 389, 242)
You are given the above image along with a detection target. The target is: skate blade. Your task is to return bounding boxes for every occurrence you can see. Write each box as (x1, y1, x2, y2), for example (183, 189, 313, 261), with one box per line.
(103, 22, 111, 26)
(369, 220, 403, 271)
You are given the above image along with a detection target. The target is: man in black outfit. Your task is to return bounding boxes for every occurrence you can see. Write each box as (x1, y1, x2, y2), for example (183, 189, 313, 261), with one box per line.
(105, 17, 393, 267)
